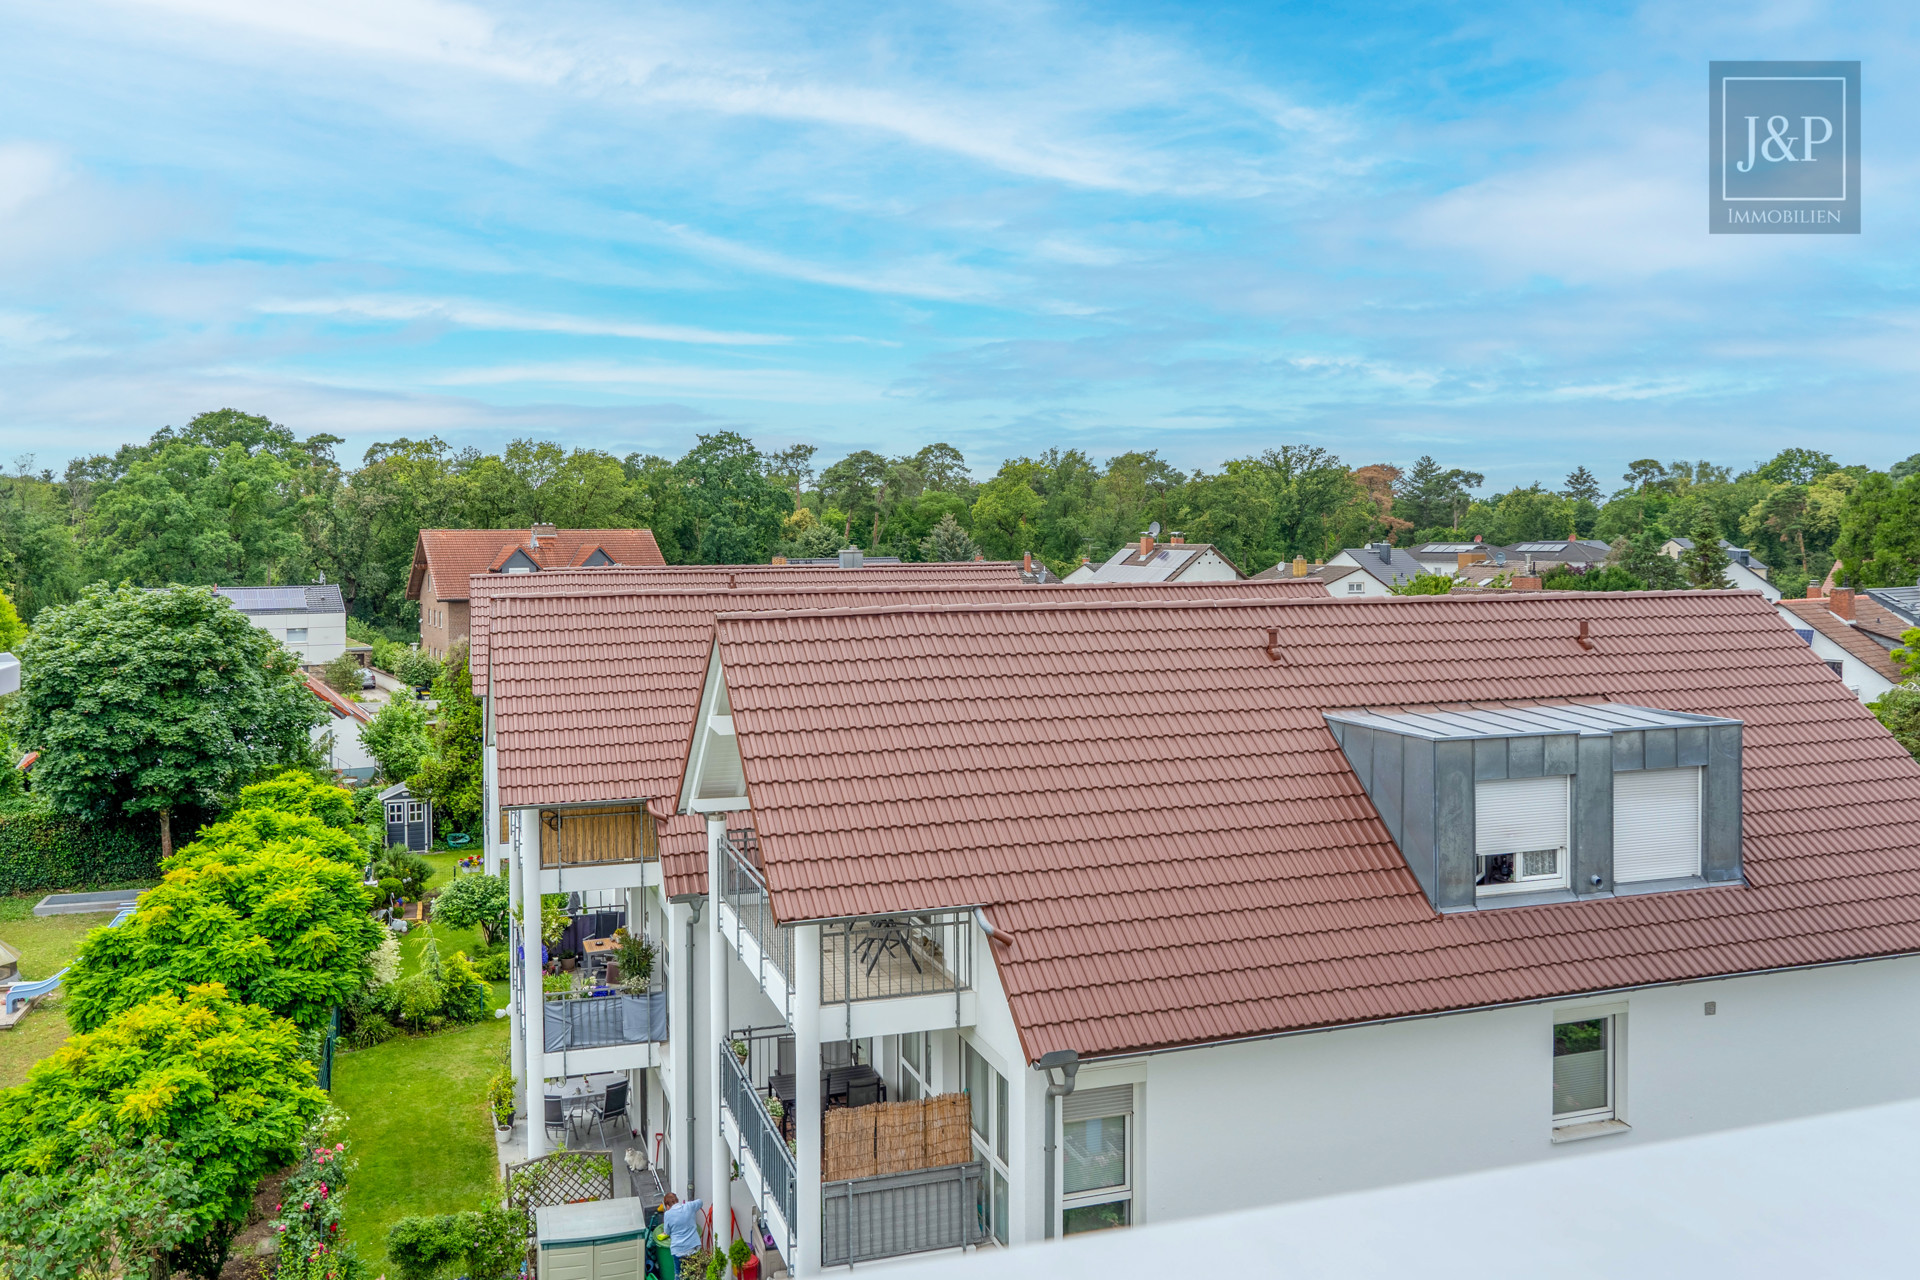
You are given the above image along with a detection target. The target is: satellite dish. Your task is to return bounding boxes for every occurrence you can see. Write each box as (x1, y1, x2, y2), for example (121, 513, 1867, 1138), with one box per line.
(1148, 521, 1161, 537)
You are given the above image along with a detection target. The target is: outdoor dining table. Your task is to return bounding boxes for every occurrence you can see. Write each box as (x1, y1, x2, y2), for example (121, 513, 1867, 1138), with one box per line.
(582, 937, 618, 956)
(548, 1071, 622, 1132)
(768, 1064, 886, 1118)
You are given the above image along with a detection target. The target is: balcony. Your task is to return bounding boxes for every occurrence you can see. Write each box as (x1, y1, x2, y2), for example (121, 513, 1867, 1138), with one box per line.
(719, 1036, 798, 1254)
(718, 829, 796, 1023)
(538, 804, 659, 869)
(823, 1163, 988, 1267)
(542, 955, 669, 1053)
(820, 912, 972, 1004)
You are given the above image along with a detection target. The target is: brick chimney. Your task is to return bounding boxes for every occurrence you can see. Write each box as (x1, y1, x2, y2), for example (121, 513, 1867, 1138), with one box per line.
(1807, 582, 1824, 600)
(1512, 575, 1543, 591)
(1139, 532, 1155, 557)
(1023, 551, 1033, 573)
(529, 523, 557, 547)
(769, 554, 788, 565)
(1291, 555, 1308, 578)
(1170, 532, 1185, 545)
(1828, 587, 1855, 620)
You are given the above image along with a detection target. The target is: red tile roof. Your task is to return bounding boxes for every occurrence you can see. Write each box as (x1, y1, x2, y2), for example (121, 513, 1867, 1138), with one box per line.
(305, 675, 371, 723)
(484, 576, 1331, 814)
(1778, 598, 1904, 683)
(707, 591, 1920, 1063)
(408, 528, 666, 601)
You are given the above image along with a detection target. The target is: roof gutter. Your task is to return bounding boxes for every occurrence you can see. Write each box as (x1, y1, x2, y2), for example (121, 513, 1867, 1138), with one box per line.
(1067, 947, 1920, 1067)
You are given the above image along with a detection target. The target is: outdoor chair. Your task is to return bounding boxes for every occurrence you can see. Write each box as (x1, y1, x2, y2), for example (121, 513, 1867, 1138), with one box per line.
(591, 1078, 630, 1142)
(846, 1078, 882, 1108)
(544, 1095, 569, 1146)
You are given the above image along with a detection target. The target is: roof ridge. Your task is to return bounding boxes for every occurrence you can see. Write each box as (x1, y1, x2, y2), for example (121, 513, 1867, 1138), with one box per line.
(706, 588, 1761, 624)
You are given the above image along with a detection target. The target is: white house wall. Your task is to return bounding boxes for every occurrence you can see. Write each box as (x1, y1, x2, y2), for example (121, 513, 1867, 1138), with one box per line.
(244, 609, 348, 665)
(1772, 608, 1896, 703)
(1107, 954, 1920, 1225)
(1173, 551, 1239, 582)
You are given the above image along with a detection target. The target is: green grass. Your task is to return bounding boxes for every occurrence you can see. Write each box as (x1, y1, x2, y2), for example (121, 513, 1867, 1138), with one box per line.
(336, 1017, 509, 1275)
(0, 890, 154, 1088)
(400, 873, 510, 1011)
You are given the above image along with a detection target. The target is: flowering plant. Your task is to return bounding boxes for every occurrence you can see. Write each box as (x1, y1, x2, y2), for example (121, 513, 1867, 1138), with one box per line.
(269, 1128, 365, 1280)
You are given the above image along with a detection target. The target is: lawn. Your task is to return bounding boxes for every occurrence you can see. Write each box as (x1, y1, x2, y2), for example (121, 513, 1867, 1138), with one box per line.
(402, 858, 510, 1010)
(335, 1016, 509, 1275)
(0, 889, 155, 1088)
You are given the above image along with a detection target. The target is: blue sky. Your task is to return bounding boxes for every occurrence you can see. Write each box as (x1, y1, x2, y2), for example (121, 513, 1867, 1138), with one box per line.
(0, 0, 1914, 490)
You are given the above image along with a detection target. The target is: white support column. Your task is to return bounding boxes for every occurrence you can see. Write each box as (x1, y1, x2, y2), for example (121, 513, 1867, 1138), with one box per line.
(508, 809, 525, 1085)
(524, 835, 547, 1159)
(666, 898, 690, 1199)
(706, 817, 731, 1251)
(794, 924, 823, 1277)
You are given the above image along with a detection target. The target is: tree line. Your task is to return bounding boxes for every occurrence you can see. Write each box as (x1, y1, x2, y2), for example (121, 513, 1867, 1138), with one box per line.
(2, 409, 1917, 633)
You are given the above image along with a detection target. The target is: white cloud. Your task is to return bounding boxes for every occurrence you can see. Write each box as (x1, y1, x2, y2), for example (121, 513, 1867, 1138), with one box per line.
(255, 295, 790, 345)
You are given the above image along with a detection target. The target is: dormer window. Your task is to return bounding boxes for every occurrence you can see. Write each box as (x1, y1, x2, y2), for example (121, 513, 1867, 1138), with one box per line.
(1474, 775, 1569, 896)
(1326, 702, 1744, 912)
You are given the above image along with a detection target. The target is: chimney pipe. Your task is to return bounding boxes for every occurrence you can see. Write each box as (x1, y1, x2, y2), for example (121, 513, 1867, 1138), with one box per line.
(1140, 533, 1154, 557)
(1291, 555, 1308, 578)
(1807, 582, 1824, 600)
(1377, 543, 1392, 565)
(1170, 532, 1185, 545)
(1023, 551, 1033, 573)
(1828, 588, 1855, 621)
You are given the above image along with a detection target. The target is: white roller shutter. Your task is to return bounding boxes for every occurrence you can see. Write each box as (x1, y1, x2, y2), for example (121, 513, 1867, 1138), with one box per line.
(1475, 775, 1569, 859)
(1614, 766, 1701, 883)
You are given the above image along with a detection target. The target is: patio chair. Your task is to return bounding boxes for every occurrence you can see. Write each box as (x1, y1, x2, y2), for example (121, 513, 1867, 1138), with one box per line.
(591, 1079, 630, 1142)
(544, 1095, 569, 1146)
(846, 1077, 882, 1108)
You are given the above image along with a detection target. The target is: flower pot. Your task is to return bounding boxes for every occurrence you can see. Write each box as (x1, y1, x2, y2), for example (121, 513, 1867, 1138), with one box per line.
(495, 1111, 515, 1131)
(561, 957, 577, 972)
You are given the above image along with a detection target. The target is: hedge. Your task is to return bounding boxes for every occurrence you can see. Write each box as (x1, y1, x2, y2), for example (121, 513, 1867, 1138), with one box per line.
(0, 810, 161, 895)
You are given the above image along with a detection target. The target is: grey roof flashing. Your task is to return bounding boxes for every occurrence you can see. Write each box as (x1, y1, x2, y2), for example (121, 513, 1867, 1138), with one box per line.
(1324, 703, 1739, 742)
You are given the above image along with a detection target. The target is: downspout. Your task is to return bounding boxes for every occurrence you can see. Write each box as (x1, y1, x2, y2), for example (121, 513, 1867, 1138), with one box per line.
(1036, 1050, 1079, 1240)
(686, 894, 704, 1199)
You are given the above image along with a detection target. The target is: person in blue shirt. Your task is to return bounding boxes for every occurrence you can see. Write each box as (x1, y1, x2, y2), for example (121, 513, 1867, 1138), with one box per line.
(661, 1193, 705, 1276)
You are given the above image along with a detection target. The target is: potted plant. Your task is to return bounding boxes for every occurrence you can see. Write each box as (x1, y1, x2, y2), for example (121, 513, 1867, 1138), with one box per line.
(729, 1238, 753, 1280)
(560, 952, 578, 972)
(731, 1039, 749, 1066)
(489, 1070, 515, 1130)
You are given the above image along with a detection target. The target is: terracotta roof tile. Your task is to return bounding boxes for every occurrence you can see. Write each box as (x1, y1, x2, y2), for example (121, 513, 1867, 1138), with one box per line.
(1778, 598, 1904, 683)
(704, 591, 1920, 1062)
(408, 528, 667, 601)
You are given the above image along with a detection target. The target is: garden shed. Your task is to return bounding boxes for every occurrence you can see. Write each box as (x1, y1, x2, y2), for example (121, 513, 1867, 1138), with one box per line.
(535, 1199, 648, 1280)
(379, 781, 433, 852)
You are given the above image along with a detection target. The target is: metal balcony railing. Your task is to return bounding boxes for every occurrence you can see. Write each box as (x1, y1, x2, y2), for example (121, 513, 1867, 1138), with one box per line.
(720, 829, 795, 1021)
(822, 1162, 988, 1266)
(542, 954, 669, 1052)
(720, 1038, 797, 1244)
(820, 911, 972, 1004)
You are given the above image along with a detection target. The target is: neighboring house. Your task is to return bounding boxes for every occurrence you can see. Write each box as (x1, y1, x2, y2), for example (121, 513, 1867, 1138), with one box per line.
(1866, 586, 1920, 632)
(1326, 543, 1436, 590)
(1662, 538, 1780, 601)
(379, 781, 433, 852)
(305, 676, 377, 784)
(649, 590, 1920, 1275)
(211, 583, 347, 665)
(407, 525, 668, 657)
(1774, 588, 1903, 702)
(1252, 558, 1384, 598)
(1063, 534, 1241, 584)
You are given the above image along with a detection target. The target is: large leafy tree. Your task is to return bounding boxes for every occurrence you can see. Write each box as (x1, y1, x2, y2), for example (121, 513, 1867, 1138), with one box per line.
(11, 584, 322, 856)
(1679, 515, 1734, 589)
(0, 1128, 202, 1280)
(432, 872, 509, 945)
(64, 831, 381, 1032)
(362, 688, 435, 785)
(673, 432, 794, 563)
(410, 643, 482, 832)
(0, 985, 327, 1279)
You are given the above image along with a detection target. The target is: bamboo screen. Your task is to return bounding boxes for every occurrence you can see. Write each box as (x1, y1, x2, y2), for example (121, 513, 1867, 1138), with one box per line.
(824, 1093, 973, 1181)
(538, 805, 657, 867)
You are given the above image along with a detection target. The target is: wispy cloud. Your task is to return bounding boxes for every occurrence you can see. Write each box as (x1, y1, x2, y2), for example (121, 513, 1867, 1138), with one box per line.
(255, 295, 790, 345)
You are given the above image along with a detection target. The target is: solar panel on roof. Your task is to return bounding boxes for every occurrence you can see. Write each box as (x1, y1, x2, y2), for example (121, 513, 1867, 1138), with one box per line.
(1514, 542, 1570, 553)
(217, 586, 308, 610)
(1422, 543, 1478, 553)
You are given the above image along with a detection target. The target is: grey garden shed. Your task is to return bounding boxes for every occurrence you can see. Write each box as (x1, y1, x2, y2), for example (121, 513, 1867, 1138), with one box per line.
(378, 781, 432, 852)
(535, 1199, 648, 1280)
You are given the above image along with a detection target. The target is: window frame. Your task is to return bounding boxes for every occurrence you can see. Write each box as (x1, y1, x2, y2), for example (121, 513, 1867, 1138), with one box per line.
(1474, 775, 1571, 898)
(963, 1040, 1013, 1246)
(407, 801, 426, 824)
(1059, 1084, 1135, 1235)
(1552, 1008, 1625, 1132)
(896, 1031, 929, 1103)
(284, 627, 309, 643)
(385, 801, 406, 825)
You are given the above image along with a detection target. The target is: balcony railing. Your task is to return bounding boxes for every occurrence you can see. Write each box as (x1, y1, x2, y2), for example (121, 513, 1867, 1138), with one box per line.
(719, 1038, 797, 1242)
(822, 1162, 988, 1266)
(820, 911, 972, 1004)
(720, 830, 795, 1021)
(542, 956, 669, 1052)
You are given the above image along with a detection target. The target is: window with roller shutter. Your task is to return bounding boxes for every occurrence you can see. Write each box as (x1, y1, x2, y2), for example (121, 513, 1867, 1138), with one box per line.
(1474, 775, 1570, 896)
(1614, 767, 1702, 883)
